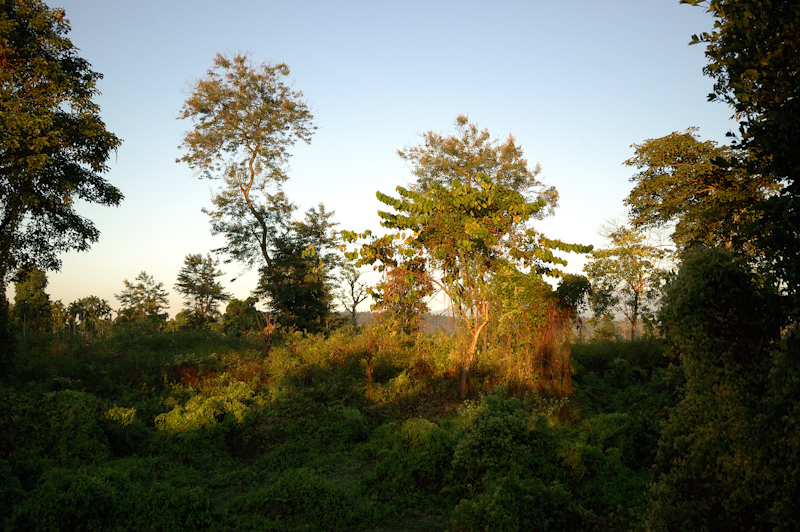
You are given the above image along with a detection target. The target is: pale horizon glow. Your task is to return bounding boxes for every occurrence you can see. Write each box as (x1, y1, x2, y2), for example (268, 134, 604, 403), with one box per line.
(13, 1, 735, 318)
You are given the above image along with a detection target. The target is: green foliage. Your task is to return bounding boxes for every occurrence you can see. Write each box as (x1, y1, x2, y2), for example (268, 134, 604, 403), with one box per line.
(221, 297, 262, 336)
(584, 225, 670, 340)
(115, 271, 169, 323)
(555, 273, 591, 316)
(177, 52, 315, 274)
(1, 310, 685, 531)
(67, 295, 113, 338)
(623, 128, 779, 257)
(681, 0, 800, 314)
(659, 246, 779, 370)
(155, 375, 254, 434)
(229, 468, 382, 532)
(174, 253, 231, 326)
(369, 258, 432, 336)
(363, 418, 455, 508)
(0, 0, 123, 290)
(397, 113, 558, 203)
(13, 265, 51, 336)
(7, 465, 213, 532)
(645, 246, 785, 530)
(450, 474, 582, 532)
(256, 204, 341, 334)
(681, 0, 800, 181)
(346, 119, 589, 395)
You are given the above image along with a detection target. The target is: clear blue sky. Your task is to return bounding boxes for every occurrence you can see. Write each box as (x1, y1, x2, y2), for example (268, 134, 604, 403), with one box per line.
(29, 0, 734, 317)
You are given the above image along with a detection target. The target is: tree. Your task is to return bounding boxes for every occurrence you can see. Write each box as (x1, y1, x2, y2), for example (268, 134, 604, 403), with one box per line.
(646, 246, 783, 530)
(681, 0, 800, 314)
(623, 128, 779, 257)
(174, 253, 231, 326)
(370, 258, 432, 336)
(115, 271, 169, 322)
(0, 0, 121, 361)
(339, 264, 368, 331)
(50, 299, 67, 334)
(254, 205, 341, 334)
(221, 297, 262, 336)
(68, 295, 112, 339)
(583, 225, 670, 340)
(346, 116, 589, 396)
(681, 0, 800, 182)
(178, 52, 316, 346)
(177, 52, 315, 273)
(555, 273, 592, 340)
(13, 265, 51, 336)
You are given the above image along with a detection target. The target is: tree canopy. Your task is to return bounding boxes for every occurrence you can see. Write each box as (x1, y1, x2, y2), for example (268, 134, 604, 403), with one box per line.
(681, 0, 800, 313)
(177, 52, 315, 274)
(584, 225, 670, 340)
(398, 114, 558, 209)
(255, 204, 341, 334)
(624, 129, 779, 257)
(13, 265, 51, 336)
(115, 271, 169, 322)
(174, 253, 231, 326)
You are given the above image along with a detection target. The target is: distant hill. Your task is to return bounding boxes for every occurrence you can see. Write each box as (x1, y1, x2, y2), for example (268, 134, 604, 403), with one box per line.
(348, 311, 645, 340)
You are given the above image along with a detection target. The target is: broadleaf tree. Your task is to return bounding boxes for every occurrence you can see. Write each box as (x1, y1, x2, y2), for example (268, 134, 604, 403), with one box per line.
(13, 265, 51, 336)
(115, 271, 169, 323)
(624, 128, 779, 258)
(177, 52, 317, 343)
(255, 204, 341, 334)
(345, 116, 590, 396)
(583, 225, 671, 340)
(174, 253, 231, 326)
(0, 0, 122, 360)
(681, 0, 800, 314)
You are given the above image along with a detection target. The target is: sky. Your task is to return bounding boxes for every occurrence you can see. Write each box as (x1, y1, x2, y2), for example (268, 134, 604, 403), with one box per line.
(21, 0, 736, 317)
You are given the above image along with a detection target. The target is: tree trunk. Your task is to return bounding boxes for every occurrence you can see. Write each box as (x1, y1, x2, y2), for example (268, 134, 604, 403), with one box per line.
(0, 290, 13, 376)
(459, 322, 487, 398)
(262, 322, 275, 357)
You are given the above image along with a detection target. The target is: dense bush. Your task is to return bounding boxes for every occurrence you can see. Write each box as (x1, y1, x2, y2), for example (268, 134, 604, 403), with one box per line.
(0, 322, 684, 531)
(645, 247, 794, 531)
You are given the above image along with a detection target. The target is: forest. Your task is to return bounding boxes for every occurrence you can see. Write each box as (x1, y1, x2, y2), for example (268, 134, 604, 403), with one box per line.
(1, 0, 800, 530)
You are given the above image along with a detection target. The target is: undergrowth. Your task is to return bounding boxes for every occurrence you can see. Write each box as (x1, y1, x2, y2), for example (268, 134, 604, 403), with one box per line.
(0, 328, 677, 531)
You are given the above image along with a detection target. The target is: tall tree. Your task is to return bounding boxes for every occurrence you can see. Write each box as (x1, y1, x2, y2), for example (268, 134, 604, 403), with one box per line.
(624, 129, 779, 257)
(0, 0, 121, 360)
(583, 225, 670, 340)
(174, 253, 231, 326)
(346, 116, 589, 396)
(177, 52, 316, 346)
(681, 0, 800, 314)
(115, 271, 169, 323)
(177, 52, 315, 274)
